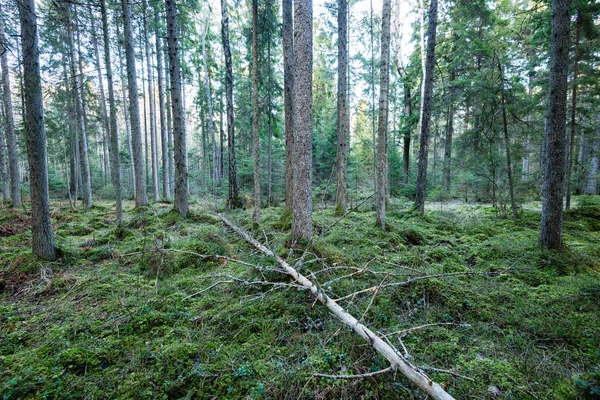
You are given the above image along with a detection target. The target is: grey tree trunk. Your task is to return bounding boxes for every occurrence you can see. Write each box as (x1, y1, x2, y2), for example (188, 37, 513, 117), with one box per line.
(121, 0, 148, 206)
(221, 0, 241, 209)
(375, 0, 392, 229)
(283, 0, 294, 211)
(143, 0, 159, 202)
(202, 24, 219, 187)
(100, 0, 122, 225)
(292, 0, 313, 242)
(252, 0, 261, 224)
(17, 0, 57, 260)
(166, 48, 174, 198)
(0, 13, 22, 207)
(414, 0, 438, 213)
(0, 108, 8, 200)
(67, 8, 92, 209)
(267, 39, 273, 207)
(400, 69, 412, 185)
(88, 3, 112, 183)
(154, 7, 170, 200)
(334, 0, 349, 216)
(370, 0, 376, 194)
(443, 70, 455, 192)
(166, 0, 188, 217)
(585, 114, 599, 195)
(539, 0, 572, 250)
(499, 62, 518, 219)
(565, 9, 581, 210)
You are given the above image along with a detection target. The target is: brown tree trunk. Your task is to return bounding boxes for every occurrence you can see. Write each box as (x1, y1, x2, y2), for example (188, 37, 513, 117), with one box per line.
(414, 0, 438, 213)
(166, 0, 188, 217)
(221, 0, 241, 209)
(0, 108, 8, 200)
(283, 0, 294, 211)
(0, 12, 22, 207)
(335, 0, 349, 216)
(121, 0, 148, 206)
(565, 9, 581, 210)
(586, 113, 599, 195)
(100, 0, 122, 225)
(376, 0, 392, 229)
(67, 6, 92, 209)
(154, 6, 170, 200)
(251, 0, 261, 224)
(292, 0, 313, 242)
(539, 0, 572, 249)
(142, 0, 159, 202)
(443, 70, 455, 192)
(17, 0, 57, 260)
(499, 62, 518, 219)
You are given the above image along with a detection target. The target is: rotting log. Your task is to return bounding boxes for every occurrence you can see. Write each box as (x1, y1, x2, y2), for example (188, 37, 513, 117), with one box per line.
(218, 214, 455, 400)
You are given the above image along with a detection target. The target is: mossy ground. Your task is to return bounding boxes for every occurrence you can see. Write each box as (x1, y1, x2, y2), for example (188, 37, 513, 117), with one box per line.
(1, 196, 599, 399)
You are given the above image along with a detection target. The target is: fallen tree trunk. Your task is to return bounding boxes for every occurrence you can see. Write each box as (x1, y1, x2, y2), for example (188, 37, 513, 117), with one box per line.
(218, 214, 455, 400)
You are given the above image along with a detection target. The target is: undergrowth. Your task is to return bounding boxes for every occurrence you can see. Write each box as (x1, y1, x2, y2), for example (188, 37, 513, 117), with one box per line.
(1, 196, 599, 399)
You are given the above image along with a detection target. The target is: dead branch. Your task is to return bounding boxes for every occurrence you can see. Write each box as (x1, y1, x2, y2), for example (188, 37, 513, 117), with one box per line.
(314, 365, 395, 380)
(219, 214, 455, 400)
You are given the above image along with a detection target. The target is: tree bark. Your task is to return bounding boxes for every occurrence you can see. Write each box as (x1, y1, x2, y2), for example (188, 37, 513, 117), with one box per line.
(283, 0, 294, 211)
(0, 106, 8, 200)
(154, 6, 170, 200)
(88, 3, 112, 184)
(292, 0, 313, 242)
(585, 113, 599, 195)
(0, 12, 22, 207)
(334, 0, 349, 216)
(498, 62, 518, 219)
(67, 6, 92, 209)
(539, 0, 572, 250)
(121, 0, 148, 206)
(17, 0, 57, 260)
(376, 0, 392, 229)
(166, 0, 188, 217)
(143, 0, 159, 202)
(100, 0, 122, 225)
(202, 24, 219, 188)
(252, 0, 261, 224)
(443, 70, 455, 192)
(221, 0, 241, 209)
(565, 9, 581, 210)
(414, 0, 438, 213)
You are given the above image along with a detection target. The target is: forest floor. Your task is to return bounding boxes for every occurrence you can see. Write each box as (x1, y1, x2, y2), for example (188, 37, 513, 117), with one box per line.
(1, 196, 599, 399)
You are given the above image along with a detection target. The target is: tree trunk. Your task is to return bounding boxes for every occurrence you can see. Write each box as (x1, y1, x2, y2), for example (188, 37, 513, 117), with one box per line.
(0, 12, 22, 207)
(565, 9, 581, 210)
(67, 7, 92, 210)
(17, 0, 57, 260)
(414, 0, 438, 213)
(370, 0, 376, 194)
(121, 0, 148, 206)
(334, 0, 349, 216)
(292, 0, 313, 242)
(267, 39, 273, 207)
(375, 0, 392, 229)
(221, 0, 241, 209)
(88, 3, 112, 184)
(283, 0, 294, 211)
(443, 70, 455, 192)
(585, 114, 599, 195)
(165, 44, 174, 198)
(499, 62, 518, 219)
(142, 0, 159, 202)
(400, 70, 412, 185)
(100, 0, 122, 225)
(251, 0, 261, 224)
(166, 0, 188, 217)
(202, 24, 219, 188)
(539, 0, 572, 250)
(154, 6, 170, 200)
(0, 108, 8, 200)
